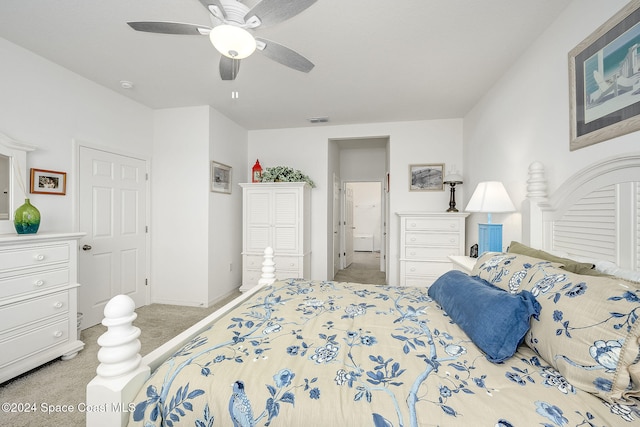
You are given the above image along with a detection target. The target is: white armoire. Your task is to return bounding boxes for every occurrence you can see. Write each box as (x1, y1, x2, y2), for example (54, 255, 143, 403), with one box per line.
(240, 182, 311, 291)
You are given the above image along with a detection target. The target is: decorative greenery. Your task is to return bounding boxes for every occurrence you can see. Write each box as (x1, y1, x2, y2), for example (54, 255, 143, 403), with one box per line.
(260, 166, 315, 188)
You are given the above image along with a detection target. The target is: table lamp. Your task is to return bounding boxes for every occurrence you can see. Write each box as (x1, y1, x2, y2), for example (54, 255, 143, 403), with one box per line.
(443, 173, 463, 212)
(465, 181, 515, 254)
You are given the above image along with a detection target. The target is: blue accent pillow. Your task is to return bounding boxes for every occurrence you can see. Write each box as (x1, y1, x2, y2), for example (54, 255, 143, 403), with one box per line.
(428, 270, 541, 363)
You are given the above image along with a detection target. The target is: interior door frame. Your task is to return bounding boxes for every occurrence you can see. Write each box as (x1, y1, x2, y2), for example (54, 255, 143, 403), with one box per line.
(72, 139, 151, 305)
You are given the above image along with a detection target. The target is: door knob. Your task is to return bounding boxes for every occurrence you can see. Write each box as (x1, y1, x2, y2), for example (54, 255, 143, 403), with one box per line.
(82, 244, 92, 251)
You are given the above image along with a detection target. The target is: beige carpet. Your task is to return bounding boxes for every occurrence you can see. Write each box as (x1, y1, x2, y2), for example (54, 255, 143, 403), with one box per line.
(333, 251, 386, 285)
(0, 291, 241, 427)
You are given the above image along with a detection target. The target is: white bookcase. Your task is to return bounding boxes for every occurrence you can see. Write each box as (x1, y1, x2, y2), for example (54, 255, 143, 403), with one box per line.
(240, 183, 311, 291)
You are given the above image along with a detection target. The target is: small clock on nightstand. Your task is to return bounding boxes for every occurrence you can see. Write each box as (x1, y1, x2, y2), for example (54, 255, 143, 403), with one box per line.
(448, 255, 476, 275)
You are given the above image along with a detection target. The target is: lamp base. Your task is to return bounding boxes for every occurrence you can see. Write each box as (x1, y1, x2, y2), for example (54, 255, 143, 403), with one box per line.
(446, 183, 459, 212)
(478, 223, 503, 255)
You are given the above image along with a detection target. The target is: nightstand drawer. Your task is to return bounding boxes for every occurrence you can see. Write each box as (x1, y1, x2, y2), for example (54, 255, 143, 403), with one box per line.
(404, 218, 460, 232)
(0, 244, 70, 272)
(405, 232, 460, 246)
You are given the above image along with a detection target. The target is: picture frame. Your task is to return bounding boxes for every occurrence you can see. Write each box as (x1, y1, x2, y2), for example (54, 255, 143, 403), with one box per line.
(30, 168, 66, 195)
(569, 0, 640, 151)
(210, 161, 232, 194)
(409, 164, 444, 191)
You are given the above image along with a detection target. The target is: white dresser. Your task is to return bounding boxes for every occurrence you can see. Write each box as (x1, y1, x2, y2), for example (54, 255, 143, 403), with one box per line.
(240, 183, 311, 292)
(398, 212, 468, 286)
(0, 232, 85, 383)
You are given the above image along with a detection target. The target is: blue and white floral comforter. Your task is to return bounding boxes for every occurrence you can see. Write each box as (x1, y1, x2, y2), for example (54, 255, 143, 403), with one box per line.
(128, 279, 640, 426)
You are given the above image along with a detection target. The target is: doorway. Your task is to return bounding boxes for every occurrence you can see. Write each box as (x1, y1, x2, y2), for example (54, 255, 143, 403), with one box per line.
(329, 135, 389, 284)
(77, 143, 150, 328)
(334, 181, 385, 285)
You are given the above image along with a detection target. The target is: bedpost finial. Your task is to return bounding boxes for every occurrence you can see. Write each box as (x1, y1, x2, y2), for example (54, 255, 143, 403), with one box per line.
(259, 247, 276, 286)
(96, 294, 142, 379)
(527, 161, 547, 199)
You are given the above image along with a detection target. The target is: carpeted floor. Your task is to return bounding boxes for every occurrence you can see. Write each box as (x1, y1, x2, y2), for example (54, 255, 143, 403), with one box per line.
(0, 254, 383, 427)
(333, 251, 386, 285)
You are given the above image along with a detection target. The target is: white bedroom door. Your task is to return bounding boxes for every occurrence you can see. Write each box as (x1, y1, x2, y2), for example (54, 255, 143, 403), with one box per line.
(333, 174, 341, 276)
(344, 184, 354, 268)
(78, 146, 149, 328)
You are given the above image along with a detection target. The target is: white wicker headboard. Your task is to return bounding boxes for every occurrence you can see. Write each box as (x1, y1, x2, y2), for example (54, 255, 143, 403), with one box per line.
(523, 153, 640, 271)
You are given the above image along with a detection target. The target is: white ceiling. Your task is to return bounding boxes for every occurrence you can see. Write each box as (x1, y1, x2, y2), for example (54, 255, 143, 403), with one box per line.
(0, 0, 572, 130)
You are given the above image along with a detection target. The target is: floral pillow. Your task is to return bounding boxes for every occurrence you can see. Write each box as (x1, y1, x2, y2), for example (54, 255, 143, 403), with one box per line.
(522, 267, 640, 403)
(471, 252, 561, 294)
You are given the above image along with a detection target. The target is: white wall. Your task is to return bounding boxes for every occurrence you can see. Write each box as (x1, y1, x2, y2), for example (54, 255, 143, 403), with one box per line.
(249, 118, 463, 284)
(152, 106, 247, 306)
(0, 37, 153, 236)
(463, 0, 637, 252)
(208, 108, 247, 303)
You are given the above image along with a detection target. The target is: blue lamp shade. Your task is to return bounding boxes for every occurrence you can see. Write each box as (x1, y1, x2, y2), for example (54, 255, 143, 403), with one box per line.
(465, 181, 515, 255)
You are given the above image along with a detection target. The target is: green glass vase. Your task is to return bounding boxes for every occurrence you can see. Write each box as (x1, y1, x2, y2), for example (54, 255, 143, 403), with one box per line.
(14, 198, 40, 234)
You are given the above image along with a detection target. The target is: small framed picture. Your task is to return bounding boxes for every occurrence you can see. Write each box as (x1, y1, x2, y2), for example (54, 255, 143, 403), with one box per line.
(30, 168, 66, 195)
(211, 161, 232, 194)
(409, 164, 444, 191)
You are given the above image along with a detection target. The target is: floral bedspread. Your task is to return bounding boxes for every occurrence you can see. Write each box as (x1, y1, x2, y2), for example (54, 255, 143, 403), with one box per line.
(128, 279, 640, 426)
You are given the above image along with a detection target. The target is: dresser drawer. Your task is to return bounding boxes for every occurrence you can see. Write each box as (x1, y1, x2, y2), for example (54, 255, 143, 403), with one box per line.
(405, 232, 460, 246)
(404, 246, 461, 261)
(275, 256, 300, 271)
(244, 254, 300, 271)
(1, 291, 69, 334)
(0, 318, 69, 368)
(0, 268, 70, 300)
(403, 261, 452, 276)
(0, 244, 70, 272)
(404, 218, 460, 232)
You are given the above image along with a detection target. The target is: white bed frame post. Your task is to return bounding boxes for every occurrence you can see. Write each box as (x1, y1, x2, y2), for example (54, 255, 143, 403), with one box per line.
(86, 295, 149, 427)
(87, 247, 277, 427)
(522, 161, 548, 249)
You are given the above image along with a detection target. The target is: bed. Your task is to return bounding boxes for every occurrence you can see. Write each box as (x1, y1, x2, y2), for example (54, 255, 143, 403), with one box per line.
(86, 153, 640, 426)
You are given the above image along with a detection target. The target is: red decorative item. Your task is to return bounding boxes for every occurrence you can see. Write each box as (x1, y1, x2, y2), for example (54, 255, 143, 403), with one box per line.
(252, 159, 263, 183)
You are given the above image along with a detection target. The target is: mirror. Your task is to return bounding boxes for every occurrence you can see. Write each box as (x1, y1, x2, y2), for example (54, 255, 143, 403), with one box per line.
(0, 132, 35, 233)
(0, 154, 9, 220)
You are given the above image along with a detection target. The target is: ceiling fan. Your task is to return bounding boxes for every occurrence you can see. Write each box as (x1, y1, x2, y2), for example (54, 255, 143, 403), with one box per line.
(128, 0, 316, 80)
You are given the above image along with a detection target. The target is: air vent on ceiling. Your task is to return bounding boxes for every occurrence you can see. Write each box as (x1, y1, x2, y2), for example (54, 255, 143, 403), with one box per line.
(308, 116, 329, 124)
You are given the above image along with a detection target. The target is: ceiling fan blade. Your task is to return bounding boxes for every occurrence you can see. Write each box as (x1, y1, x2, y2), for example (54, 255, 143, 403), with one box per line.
(245, 0, 317, 28)
(127, 21, 211, 35)
(255, 38, 314, 73)
(219, 56, 241, 80)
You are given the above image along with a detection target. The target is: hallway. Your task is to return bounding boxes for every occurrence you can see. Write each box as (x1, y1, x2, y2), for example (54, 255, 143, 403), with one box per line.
(333, 251, 386, 285)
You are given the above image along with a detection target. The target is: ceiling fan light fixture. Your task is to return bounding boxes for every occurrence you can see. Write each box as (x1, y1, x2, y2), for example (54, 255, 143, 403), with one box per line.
(209, 25, 256, 59)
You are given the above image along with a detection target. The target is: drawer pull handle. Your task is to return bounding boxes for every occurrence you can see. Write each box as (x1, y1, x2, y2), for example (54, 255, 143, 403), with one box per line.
(410, 237, 416, 242)
(54, 301, 63, 309)
(410, 251, 416, 256)
(54, 331, 63, 338)
(35, 254, 45, 261)
(449, 224, 455, 228)
(34, 280, 45, 287)
(410, 268, 416, 272)
(410, 223, 416, 227)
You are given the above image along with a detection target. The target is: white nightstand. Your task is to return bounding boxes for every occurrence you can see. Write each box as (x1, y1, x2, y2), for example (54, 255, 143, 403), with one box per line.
(448, 255, 477, 274)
